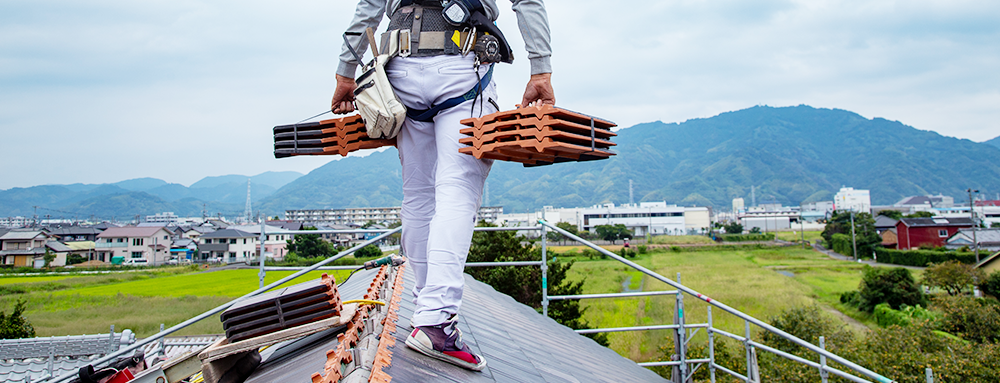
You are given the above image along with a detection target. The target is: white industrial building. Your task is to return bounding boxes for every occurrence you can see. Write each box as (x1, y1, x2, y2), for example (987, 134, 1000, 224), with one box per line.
(834, 187, 871, 213)
(578, 202, 711, 236)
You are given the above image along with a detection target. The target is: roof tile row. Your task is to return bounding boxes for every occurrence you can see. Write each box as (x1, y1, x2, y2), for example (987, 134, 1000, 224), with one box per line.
(273, 114, 396, 158)
(369, 260, 406, 383)
(458, 105, 617, 167)
(311, 264, 394, 383)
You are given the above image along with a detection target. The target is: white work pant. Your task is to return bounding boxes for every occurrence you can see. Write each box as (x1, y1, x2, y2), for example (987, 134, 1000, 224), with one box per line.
(386, 54, 498, 327)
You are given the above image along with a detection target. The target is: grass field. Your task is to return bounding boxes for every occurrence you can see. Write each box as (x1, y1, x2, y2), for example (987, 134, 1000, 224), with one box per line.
(2, 245, 896, 362)
(773, 230, 824, 242)
(648, 235, 716, 245)
(0, 275, 72, 285)
(558, 246, 875, 362)
(0, 268, 352, 337)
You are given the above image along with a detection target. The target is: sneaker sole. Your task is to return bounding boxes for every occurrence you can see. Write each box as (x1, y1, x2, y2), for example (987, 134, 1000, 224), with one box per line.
(405, 333, 488, 372)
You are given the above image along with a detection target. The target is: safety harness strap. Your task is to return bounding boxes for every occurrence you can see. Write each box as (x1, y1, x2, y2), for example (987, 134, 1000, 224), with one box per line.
(406, 64, 493, 122)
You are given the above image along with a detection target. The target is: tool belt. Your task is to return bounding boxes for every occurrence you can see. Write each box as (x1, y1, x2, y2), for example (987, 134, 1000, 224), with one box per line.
(381, 5, 468, 58)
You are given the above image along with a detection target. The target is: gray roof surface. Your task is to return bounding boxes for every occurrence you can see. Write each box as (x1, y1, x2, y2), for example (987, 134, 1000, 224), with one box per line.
(200, 228, 257, 239)
(0, 230, 48, 241)
(246, 266, 666, 382)
(46, 240, 73, 252)
(874, 215, 898, 228)
(0, 331, 135, 383)
(899, 217, 973, 227)
(46, 226, 102, 236)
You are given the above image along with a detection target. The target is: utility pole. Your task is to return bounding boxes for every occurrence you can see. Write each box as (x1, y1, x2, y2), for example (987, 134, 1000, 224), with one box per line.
(850, 210, 857, 260)
(259, 215, 267, 289)
(968, 188, 980, 263)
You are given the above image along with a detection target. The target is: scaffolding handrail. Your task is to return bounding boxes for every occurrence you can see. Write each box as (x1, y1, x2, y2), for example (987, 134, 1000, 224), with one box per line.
(44, 227, 402, 383)
(538, 219, 894, 383)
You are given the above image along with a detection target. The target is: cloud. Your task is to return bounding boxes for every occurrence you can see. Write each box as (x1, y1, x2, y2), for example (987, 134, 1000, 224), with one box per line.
(1, 0, 998, 190)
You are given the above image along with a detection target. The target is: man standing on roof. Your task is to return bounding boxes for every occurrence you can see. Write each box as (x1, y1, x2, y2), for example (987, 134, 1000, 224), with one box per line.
(331, 0, 554, 372)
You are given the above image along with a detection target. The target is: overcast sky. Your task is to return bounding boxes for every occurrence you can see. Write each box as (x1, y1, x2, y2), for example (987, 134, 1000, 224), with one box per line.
(2, 0, 998, 190)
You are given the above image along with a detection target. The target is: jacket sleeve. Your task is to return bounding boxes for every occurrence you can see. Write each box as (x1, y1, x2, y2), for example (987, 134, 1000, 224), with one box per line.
(510, 0, 552, 75)
(337, 0, 388, 78)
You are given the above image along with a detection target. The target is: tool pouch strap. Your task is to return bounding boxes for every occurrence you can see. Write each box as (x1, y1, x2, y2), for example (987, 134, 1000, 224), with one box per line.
(345, 31, 407, 139)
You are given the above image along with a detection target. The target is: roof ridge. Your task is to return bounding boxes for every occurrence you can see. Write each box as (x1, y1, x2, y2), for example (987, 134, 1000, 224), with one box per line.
(369, 260, 405, 383)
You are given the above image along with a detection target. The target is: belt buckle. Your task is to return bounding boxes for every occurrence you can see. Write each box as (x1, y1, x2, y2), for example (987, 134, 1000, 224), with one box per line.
(400, 29, 411, 57)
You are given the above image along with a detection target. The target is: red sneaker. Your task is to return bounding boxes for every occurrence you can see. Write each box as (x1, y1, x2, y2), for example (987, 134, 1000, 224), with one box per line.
(405, 321, 487, 371)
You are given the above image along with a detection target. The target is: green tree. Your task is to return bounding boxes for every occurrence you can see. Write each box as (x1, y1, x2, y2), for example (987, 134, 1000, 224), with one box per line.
(991, 222, 1000, 228)
(904, 211, 935, 218)
(548, 221, 578, 245)
(285, 227, 332, 258)
(43, 251, 56, 268)
(354, 244, 382, 258)
(595, 224, 631, 244)
(878, 210, 903, 220)
(749, 226, 762, 234)
(922, 260, 985, 296)
(856, 266, 926, 312)
(466, 221, 608, 346)
(822, 210, 879, 258)
(724, 222, 743, 234)
(0, 299, 36, 339)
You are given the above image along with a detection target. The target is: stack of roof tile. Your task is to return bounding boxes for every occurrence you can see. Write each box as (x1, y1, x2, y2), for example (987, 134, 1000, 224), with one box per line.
(222, 274, 343, 343)
(458, 104, 617, 167)
(273, 114, 395, 158)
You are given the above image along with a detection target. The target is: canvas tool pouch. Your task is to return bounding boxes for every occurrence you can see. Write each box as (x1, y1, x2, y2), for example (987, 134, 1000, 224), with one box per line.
(345, 30, 406, 139)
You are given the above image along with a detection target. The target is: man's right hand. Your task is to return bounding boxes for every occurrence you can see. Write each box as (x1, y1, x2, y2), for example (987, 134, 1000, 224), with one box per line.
(331, 74, 357, 114)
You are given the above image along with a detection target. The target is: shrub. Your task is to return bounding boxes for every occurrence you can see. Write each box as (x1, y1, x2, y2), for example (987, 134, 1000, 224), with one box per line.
(840, 290, 861, 307)
(0, 299, 36, 339)
(979, 271, 1000, 299)
(933, 296, 1000, 344)
(636, 245, 648, 254)
(874, 248, 977, 267)
(759, 305, 854, 355)
(617, 247, 636, 258)
(831, 232, 853, 257)
(856, 266, 926, 312)
(718, 233, 775, 242)
(873, 303, 935, 327)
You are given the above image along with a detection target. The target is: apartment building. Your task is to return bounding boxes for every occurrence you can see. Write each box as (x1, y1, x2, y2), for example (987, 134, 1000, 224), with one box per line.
(285, 206, 503, 226)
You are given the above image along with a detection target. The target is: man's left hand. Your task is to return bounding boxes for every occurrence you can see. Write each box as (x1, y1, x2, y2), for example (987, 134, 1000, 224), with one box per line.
(521, 73, 555, 107)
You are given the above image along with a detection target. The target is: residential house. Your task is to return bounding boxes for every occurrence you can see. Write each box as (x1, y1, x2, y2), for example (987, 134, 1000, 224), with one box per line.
(946, 228, 1000, 253)
(228, 224, 296, 260)
(64, 241, 98, 262)
(170, 238, 198, 261)
(0, 230, 53, 267)
(874, 216, 898, 235)
(199, 229, 258, 263)
(975, 251, 1000, 275)
(45, 226, 103, 242)
(895, 217, 973, 250)
(96, 226, 174, 264)
(881, 228, 898, 249)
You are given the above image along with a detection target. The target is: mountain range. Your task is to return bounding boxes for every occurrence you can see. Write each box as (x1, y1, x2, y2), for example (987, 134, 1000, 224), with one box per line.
(4, 105, 1000, 220)
(0, 172, 302, 220)
(256, 105, 1000, 214)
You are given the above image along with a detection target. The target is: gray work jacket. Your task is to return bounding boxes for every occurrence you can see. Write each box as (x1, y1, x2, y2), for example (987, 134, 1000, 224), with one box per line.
(337, 0, 552, 78)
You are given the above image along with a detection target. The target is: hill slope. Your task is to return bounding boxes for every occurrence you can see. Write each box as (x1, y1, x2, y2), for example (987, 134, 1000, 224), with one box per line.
(985, 135, 1000, 150)
(259, 105, 1000, 213)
